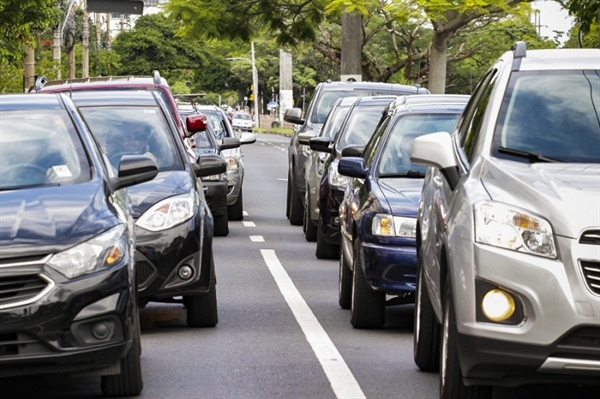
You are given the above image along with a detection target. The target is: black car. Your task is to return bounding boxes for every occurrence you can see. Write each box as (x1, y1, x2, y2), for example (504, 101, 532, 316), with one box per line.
(311, 95, 398, 259)
(0, 93, 158, 396)
(67, 90, 227, 328)
(283, 81, 429, 226)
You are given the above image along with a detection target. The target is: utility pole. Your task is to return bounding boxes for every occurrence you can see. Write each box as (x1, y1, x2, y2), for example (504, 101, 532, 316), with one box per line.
(23, 44, 35, 92)
(68, 16, 76, 79)
(82, 0, 90, 78)
(251, 41, 259, 128)
(52, 26, 61, 79)
(341, 12, 362, 82)
(279, 49, 293, 123)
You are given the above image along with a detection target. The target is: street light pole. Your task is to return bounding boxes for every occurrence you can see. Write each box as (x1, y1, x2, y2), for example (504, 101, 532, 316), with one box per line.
(226, 42, 259, 128)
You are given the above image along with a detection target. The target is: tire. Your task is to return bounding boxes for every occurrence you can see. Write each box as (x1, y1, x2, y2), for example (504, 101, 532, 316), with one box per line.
(350, 239, 385, 328)
(228, 188, 244, 221)
(185, 257, 218, 328)
(213, 214, 229, 237)
(338, 247, 352, 309)
(440, 278, 492, 399)
(304, 195, 317, 242)
(286, 169, 292, 220)
(288, 169, 304, 226)
(316, 221, 338, 259)
(413, 259, 440, 371)
(101, 311, 143, 397)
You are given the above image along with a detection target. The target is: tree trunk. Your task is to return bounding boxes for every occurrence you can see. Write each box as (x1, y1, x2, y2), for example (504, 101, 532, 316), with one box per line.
(428, 28, 453, 94)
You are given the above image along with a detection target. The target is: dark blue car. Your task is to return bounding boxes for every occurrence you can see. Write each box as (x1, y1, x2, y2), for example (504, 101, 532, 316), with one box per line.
(0, 93, 158, 395)
(337, 95, 469, 328)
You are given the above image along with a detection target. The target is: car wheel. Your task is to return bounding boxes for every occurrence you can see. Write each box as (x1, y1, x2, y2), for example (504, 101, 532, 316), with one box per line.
(213, 214, 229, 237)
(228, 188, 244, 221)
(316, 221, 338, 259)
(101, 308, 143, 397)
(304, 194, 317, 242)
(286, 169, 292, 220)
(350, 239, 385, 328)
(338, 247, 352, 309)
(440, 277, 492, 399)
(413, 258, 440, 371)
(288, 169, 304, 226)
(185, 257, 218, 328)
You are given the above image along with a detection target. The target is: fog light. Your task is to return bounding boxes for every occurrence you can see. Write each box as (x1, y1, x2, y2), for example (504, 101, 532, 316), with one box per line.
(92, 322, 111, 340)
(482, 289, 516, 322)
(178, 265, 194, 280)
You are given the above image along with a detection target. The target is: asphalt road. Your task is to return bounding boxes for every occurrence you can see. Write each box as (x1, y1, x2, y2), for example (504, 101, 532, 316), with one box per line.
(2, 133, 599, 399)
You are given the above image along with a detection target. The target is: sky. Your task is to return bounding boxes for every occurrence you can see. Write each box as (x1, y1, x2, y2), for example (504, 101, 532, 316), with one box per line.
(531, 1, 574, 43)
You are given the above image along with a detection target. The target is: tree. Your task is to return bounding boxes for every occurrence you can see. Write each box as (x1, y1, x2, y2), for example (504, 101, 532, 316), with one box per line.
(559, 0, 599, 34)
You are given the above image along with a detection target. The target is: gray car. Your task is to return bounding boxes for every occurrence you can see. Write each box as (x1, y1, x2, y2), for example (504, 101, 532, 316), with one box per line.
(411, 42, 600, 397)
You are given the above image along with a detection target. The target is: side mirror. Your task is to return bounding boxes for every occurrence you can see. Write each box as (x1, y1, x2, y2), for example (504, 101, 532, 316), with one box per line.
(239, 132, 257, 145)
(298, 132, 316, 146)
(309, 136, 332, 153)
(185, 114, 208, 137)
(219, 137, 241, 151)
(338, 157, 367, 179)
(194, 153, 227, 178)
(112, 155, 159, 190)
(341, 145, 364, 157)
(411, 132, 460, 190)
(283, 108, 304, 125)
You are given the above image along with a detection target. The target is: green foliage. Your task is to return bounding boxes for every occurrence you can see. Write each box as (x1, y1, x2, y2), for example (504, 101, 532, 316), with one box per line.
(563, 20, 600, 47)
(560, 0, 599, 34)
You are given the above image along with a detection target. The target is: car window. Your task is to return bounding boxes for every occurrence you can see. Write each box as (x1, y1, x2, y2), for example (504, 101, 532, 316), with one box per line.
(79, 106, 183, 172)
(363, 116, 391, 168)
(0, 110, 90, 189)
(320, 103, 353, 139)
(200, 109, 229, 139)
(234, 113, 252, 120)
(493, 70, 600, 163)
(337, 105, 386, 148)
(378, 113, 463, 175)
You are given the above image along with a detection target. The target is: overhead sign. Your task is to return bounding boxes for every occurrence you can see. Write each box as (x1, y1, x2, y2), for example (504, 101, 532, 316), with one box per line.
(87, 0, 144, 15)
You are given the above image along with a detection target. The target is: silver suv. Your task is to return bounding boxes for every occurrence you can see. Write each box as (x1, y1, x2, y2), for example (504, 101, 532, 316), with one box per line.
(411, 42, 600, 398)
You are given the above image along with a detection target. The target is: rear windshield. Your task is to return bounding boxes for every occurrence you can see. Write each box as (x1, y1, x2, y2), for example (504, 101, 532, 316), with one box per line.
(79, 106, 184, 172)
(493, 70, 600, 163)
(0, 110, 91, 190)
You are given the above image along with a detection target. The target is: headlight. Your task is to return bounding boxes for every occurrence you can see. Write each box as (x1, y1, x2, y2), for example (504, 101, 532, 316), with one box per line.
(328, 159, 349, 189)
(474, 202, 556, 258)
(136, 191, 198, 231)
(47, 225, 128, 279)
(225, 156, 239, 171)
(372, 214, 417, 237)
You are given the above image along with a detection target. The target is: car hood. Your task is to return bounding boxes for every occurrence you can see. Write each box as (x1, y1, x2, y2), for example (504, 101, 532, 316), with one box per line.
(481, 159, 600, 238)
(128, 170, 194, 218)
(378, 178, 423, 216)
(0, 182, 119, 258)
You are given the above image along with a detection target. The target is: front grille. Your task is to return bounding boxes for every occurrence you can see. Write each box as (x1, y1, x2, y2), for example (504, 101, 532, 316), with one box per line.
(0, 332, 50, 358)
(580, 260, 600, 295)
(557, 327, 600, 352)
(136, 260, 156, 290)
(580, 230, 600, 245)
(0, 275, 48, 308)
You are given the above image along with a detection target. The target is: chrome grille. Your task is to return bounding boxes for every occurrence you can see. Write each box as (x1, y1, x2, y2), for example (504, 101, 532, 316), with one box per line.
(580, 230, 600, 245)
(0, 255, 53, 310)
(580, 260, 600, 295)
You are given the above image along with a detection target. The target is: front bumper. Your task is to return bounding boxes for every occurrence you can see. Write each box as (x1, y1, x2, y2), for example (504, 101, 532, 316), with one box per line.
(360, 240, 417, 295)
(0, 258, 134, 378)
(449, 235, 600, 386)
(135, 208, 213, 303)
(226, 168, 242, 206)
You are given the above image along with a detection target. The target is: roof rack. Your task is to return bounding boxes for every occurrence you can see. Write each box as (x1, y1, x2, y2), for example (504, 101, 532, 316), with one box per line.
(29, 70, 165, 92)
(511, 41, 526, 71)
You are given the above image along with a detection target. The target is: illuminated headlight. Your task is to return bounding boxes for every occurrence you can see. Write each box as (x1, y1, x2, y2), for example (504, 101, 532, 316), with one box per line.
(328, 159, 349, 189)
(474, 202, 556, 258)
(47, 225, 128, 279)
(225, 156, 239, 171)
(136, 191, 198, 231)
(482, 289, 516, 322)
(372, 214, 417, 237)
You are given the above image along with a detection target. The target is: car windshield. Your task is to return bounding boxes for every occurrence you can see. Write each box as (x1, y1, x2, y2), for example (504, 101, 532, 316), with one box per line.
(0, 110, 90, 190)
(493, 70, 600, 163)
(320, 104, 353, 139)
(336, 105, 385, 148)
(200, 109, 229, 139)
(78, 106, 183, 172)
(234, 113, 252, 120)
(378, 113, 462, 176)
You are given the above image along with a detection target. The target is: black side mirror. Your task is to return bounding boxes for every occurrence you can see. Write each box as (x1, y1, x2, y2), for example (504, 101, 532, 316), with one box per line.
(219, 137, 241, 151)
(309, 137, 332, 153)
(194, 153, 227, 178)
(112, 154, 159, 190)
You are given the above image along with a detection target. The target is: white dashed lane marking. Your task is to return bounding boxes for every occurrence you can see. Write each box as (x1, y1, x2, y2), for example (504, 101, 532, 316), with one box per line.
(249, 235, 265, 242)
(242, 221, 256, 227)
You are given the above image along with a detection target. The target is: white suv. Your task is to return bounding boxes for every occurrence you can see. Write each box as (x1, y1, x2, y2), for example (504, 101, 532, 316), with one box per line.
(411, 42, 600, 398)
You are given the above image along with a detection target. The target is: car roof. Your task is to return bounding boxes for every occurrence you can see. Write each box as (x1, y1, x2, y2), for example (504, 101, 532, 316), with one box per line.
(352, 95, 399, 107)
(317, 80, 428, 94)
(1, 93, 65, 111)
(509, 48, 600, 71)
(34, 74, 170, 93)
(387, 94, 470, 114)
(67, 90, 160, 107)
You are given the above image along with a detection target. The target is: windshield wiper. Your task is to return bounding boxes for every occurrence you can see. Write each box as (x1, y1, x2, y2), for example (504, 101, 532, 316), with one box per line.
(498, 147, 565, 163)
(380, 170, 426, 178)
